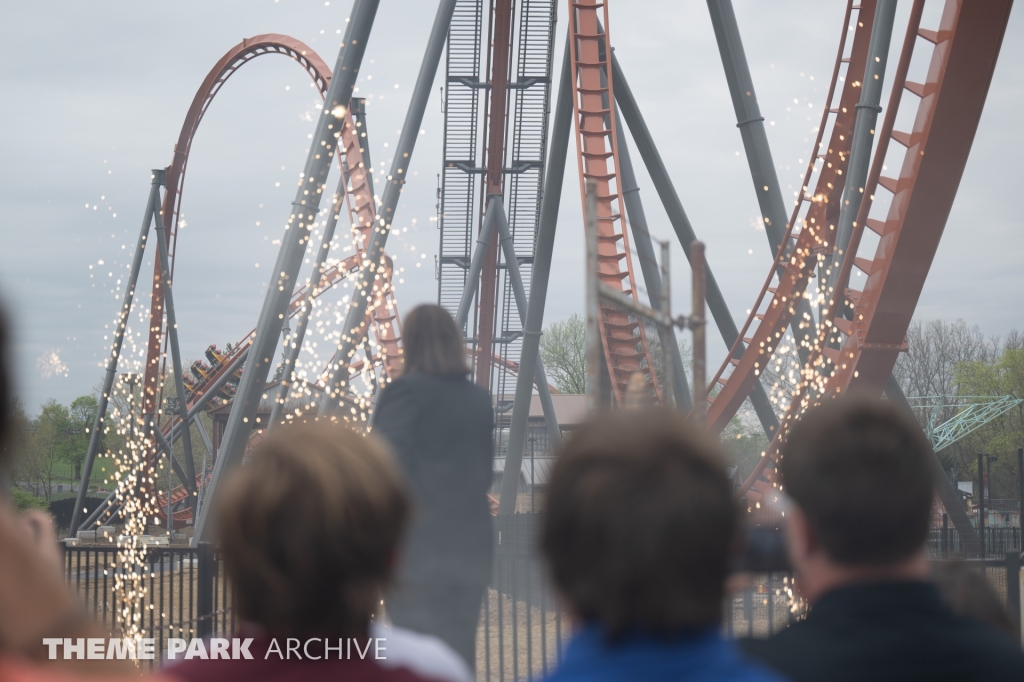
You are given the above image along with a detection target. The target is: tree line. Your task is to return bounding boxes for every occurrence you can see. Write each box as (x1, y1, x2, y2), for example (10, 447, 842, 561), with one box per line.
(6, 395, 99, 508)
(538, 314, 1024, 495)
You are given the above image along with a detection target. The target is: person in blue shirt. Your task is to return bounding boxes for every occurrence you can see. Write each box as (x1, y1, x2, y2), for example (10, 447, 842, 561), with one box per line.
(540, 410, 786, 682)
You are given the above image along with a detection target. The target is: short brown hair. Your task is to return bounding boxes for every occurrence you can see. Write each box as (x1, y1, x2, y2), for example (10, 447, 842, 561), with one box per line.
(780, 396, 933, 566)
(401, 304, 468, 376)
(217, 420, 409, 638)
(542, 410, 736, 637)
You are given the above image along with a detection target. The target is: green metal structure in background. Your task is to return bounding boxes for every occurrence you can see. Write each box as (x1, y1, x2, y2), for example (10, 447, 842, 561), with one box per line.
(906, 396, 1024, 454)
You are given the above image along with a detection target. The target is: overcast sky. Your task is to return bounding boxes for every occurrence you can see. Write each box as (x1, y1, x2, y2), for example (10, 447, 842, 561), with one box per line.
(1, 0, 1020, 414)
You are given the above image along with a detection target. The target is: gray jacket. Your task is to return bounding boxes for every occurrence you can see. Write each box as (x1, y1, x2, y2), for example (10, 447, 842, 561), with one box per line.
(373, 372, 494, 586)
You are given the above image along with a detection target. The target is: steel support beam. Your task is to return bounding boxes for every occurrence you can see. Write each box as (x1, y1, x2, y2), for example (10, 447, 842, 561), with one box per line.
(69, 171, 161, 535)
(491, 199, 562, 450)
(194, 415, 213, 459)
(885, 375, 981, 556)
(610, 53, 780, 438)
(706, 0, 815, 356)
(825, 0, 897, 300)
(267, 173, 347, 428)
(614, 109, 692, 410)
(497, 42, 572, 514)
(456, 196, 561, 440)
(318, 0, 458, 413)
(153, 182, 198, 520)
(79, 349, 248, 531)
(706, 0, 786, 252)
(194, 0, 379, 543)
(152, 416, 191, 490)
(455, 198, 500, 332)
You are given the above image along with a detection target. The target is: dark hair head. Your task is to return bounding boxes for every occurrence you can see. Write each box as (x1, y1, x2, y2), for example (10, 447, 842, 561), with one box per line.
(780, 395, 934, 566)
(542, 410, 736, 638)
(400, 304, 468, 377)
(217, 419, 409, 638)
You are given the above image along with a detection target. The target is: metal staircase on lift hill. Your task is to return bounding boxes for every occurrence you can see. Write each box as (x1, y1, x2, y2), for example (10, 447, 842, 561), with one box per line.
(437, 0, 487, 321)
(437, 0, 558, 410)
(494, 0, 558, 411)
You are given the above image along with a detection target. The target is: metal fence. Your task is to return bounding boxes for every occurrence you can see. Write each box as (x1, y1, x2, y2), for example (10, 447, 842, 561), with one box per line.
(64, 519, 1023, 680)
(63, 543, 233, 669)
(477, 514, 797, 681)
(927, 526, 1021, 559)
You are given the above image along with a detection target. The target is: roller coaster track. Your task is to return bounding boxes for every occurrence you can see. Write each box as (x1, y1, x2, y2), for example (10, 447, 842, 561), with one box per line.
(142, 34, 404, 426)
(736, 0, 1013, 503)
(705, 0, 873, 435)
(568, 0, 660, 405)
(119, 34, 406, 525)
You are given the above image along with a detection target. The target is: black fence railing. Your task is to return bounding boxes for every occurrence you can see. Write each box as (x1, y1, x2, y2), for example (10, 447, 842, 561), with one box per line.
(63, 542, 233, 669)
(927, 526, 1022, 559)
(478, 514, 798, 681)
(63, 518, 1023, 680)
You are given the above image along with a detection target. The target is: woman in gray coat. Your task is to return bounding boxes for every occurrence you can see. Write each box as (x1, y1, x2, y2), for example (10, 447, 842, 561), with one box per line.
(373, 305, 494, 668)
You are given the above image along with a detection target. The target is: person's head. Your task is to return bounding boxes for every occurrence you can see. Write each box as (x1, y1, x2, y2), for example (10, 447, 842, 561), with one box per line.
(217, 419, 409, 639)
(779, 395, 934, 600)
(400, 304, 468, 377)
(542, 410, 736, 638)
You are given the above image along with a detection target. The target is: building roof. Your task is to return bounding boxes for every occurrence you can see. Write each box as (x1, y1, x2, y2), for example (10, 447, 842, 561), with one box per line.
(493, 393, 588, 427)
(494, 455, 557, 486)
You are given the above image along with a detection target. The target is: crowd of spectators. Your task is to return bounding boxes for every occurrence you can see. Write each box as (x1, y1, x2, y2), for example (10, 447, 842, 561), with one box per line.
(0, 305, 1022, 681)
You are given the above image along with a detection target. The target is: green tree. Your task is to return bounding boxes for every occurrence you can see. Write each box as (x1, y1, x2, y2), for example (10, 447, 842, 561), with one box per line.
(17, 400, 72, 502)
(540, 313, 587, 394)
(11, 488, 46, 512)
(65, 395, 99, 481)
(953, 346, 1024, 498)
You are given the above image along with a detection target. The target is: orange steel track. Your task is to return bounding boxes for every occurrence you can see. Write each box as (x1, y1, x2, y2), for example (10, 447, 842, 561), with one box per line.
(568, 0, 660, 405)
(704, 0, 875, 436)
(142, 34, 403, 422)
(139, 35, 404, 524)
(734, 0, 1013, 503)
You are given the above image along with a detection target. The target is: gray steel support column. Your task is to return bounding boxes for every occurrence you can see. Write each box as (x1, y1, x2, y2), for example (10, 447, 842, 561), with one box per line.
(152, 416, 190, 489)
(491, 200, 561, 448)
(194, 415, 213, 457)
(69, 171, 161, 535)
(152, 185, 198, 519)
(706, 0, 786, 253)
(194, 0, 379, 543)
(267, 175, 347, 428)
(885, 375, 981, 556)
(498, 47, 572, 514)
(79, 349, 247, 531)
(610, 54, 780, 438)
(319, 0, 458, 414)
(449, 195, 561, 436)
(825, 0, 897, 300)
(455, 197, 500, 332)
(614, 109, 692, 410)
(351, 97, 376, 208)
(96, 414, 192, 533)
(706, 0, 815, 357)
